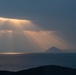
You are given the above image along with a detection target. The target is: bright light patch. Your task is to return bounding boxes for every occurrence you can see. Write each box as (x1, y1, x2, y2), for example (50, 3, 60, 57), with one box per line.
(0, 52, 23, 54)
(0, 17, 30, 22)
(0, 17, 38, 31)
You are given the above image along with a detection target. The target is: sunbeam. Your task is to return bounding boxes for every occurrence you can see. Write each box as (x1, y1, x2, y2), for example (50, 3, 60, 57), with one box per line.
(23, 31, 74, 51)
(0, 17, 75, 53)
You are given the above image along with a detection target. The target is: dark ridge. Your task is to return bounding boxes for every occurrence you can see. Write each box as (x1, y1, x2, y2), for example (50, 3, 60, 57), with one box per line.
(0, 65, 76, 75)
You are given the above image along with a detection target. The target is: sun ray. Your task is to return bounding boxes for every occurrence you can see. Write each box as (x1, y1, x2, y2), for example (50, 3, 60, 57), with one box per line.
(23, 31, 74, 51)
(0, 17, 75, 53)
(23, 31, 45, 51)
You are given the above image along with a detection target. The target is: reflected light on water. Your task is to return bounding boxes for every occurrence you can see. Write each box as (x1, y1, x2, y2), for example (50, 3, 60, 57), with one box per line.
(0, 52, 24, 55)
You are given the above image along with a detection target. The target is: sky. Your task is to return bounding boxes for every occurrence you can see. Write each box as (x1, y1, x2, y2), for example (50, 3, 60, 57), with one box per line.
(0, 0, 76, 53)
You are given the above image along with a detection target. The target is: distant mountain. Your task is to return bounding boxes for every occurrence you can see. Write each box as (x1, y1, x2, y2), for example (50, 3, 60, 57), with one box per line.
(46, 47, 64, 53)
(0, 65, 76, 75)
(46, 47, 76, 53)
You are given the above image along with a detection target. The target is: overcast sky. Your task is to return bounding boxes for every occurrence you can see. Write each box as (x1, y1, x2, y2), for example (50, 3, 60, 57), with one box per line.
(0, 0, 76, 52)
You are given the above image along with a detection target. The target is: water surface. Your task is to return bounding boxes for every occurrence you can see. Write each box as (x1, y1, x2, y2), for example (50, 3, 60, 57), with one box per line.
(0, 53, 76, 71)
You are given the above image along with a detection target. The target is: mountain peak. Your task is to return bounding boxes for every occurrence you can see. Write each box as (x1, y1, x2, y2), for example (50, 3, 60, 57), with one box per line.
(50, 46, 60, 50)
(46, 47, 63, 53)
(46, 46, 76, 53)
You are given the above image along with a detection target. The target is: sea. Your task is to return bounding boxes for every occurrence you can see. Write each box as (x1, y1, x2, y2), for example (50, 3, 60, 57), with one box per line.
(0, 53, 76, 71)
